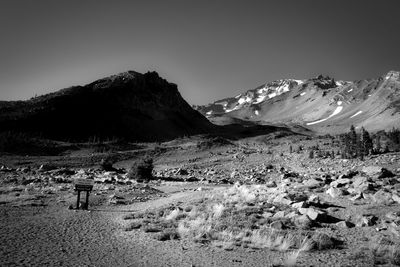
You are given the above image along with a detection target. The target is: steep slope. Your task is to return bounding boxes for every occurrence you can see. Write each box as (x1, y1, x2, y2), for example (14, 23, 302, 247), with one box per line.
(0, 71, 214, 142)
(196, 71, 400, 133)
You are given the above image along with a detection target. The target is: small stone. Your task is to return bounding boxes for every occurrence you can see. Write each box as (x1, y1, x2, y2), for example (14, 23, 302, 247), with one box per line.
(326, 187, 343, 198)
(293, 214, 313, 229)
(266, 180, 277, 188)
(303, 178, 322, 189)
(330, 178, 351, 188)
(292, 201, 308, 209)
(273, 211, 286, 218)
(349, 192, 364, 201)
(270, 220, 286, 229)
(392, 194, 400, 204)
(336, 221, 354, 228)
(299, 207, 326, 221)
(355, 215, 378, 227)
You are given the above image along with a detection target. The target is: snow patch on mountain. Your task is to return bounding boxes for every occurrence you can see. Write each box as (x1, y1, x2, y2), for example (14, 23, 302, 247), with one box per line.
(350, 111, 362, 118)
(300, 92, 306, 96)
(306, 106, 343, 125)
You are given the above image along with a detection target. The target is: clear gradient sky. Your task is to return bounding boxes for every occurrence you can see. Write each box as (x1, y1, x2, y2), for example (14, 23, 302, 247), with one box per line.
(1, 0, 400, 105)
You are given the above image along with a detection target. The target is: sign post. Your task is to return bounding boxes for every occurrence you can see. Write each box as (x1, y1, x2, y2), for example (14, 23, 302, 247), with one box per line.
(74, 178, 94, 210)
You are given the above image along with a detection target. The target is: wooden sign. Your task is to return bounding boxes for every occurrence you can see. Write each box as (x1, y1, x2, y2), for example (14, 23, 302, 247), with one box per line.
(74, 179, 94, 210)
(74, 178, 94, 191)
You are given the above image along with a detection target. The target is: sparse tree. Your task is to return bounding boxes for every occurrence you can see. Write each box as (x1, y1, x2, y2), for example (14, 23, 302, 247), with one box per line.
(308, 149, 314, 159)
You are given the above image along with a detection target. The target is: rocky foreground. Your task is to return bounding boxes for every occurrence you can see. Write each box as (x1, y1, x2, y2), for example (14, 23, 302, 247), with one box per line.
(1, 135, 400, 266)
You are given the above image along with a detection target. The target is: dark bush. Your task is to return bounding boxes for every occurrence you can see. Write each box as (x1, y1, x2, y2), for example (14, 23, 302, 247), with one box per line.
(100, 155, 116, 171)
(127, 156, 154, 182)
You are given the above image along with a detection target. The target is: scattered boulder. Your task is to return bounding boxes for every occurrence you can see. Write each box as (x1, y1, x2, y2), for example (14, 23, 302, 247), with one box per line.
(326, 187, 345, 198)
(292, 201, 308, 209)
(385, 211, 400, 222)
(303, 178, 322, 189)
(270, 220, 286, 229)
(349, 192, 364, 201)
(340, 170, 358, 179)
(392, 194, 400, 204)
(372, 189, 394, 205)
(293, 214, 313, 229)
(352, 176, 372, 193)
(336, 220, 354, 228)
(361, 166, 394, 179)
(273, 193, 293, 206)
(355, 215, 378, 227)
(330, 178, 351, 188)
(298, 207, 326, 221)
(265, 180, 277, 188)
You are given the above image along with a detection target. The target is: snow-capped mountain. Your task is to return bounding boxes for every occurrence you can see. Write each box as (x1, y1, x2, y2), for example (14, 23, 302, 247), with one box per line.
(195, 71, 400, 133)
(195, 79, 305, 116)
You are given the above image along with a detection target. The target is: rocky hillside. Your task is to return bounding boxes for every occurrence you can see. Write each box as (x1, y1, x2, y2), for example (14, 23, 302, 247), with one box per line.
(195, 71, 400, 133)
(0, 71, 214, 142)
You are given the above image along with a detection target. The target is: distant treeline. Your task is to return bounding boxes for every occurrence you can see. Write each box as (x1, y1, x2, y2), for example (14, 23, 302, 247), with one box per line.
(338, 126, 400, 159)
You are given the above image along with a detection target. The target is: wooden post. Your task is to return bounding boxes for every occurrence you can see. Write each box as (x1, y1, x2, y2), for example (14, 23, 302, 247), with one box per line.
(85, 191, 90, 210)
(76, 190, 81, 210)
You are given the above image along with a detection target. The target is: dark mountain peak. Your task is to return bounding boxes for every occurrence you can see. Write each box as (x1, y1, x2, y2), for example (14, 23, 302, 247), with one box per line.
(0, 70, 214, 142)
(385, 70, 400, 81)
(311, 75, 337, 89)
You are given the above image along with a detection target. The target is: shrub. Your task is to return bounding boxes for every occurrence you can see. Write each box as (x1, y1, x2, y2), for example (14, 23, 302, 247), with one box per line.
(127, 156, 154, 182)
(100, 154, 116, 171)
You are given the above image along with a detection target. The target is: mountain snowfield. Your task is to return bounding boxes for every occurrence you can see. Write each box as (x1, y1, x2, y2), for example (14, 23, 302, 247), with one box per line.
(195, 71, 400, 133)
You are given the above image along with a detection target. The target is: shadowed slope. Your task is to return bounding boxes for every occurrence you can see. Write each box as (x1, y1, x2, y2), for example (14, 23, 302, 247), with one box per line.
(0, 71, 214, 142)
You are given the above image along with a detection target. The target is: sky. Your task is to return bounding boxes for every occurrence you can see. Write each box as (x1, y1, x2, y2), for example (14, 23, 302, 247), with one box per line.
(1, 0, 400, 105)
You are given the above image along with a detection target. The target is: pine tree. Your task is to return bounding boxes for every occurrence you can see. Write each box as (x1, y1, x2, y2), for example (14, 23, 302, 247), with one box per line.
(349, 125, 357, 158)
(375, 134, 381, 154)
(360, 127, 373, 156)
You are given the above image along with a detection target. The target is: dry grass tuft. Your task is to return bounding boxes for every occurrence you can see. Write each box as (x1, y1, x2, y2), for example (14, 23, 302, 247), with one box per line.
(369, 235, 400, 265)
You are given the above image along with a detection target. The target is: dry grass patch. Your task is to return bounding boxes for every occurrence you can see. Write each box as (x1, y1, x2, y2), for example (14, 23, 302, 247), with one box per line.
(124, 183, 341, 254)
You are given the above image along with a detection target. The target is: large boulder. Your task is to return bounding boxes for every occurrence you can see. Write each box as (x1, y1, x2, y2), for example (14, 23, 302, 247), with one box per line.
(361, 166, 394, 179)
(372, 189, 394, 205)
(352, 176, 373, 193)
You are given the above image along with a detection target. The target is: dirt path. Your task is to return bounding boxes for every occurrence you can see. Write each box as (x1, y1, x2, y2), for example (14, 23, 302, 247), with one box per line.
(0, 188, 233, 267)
